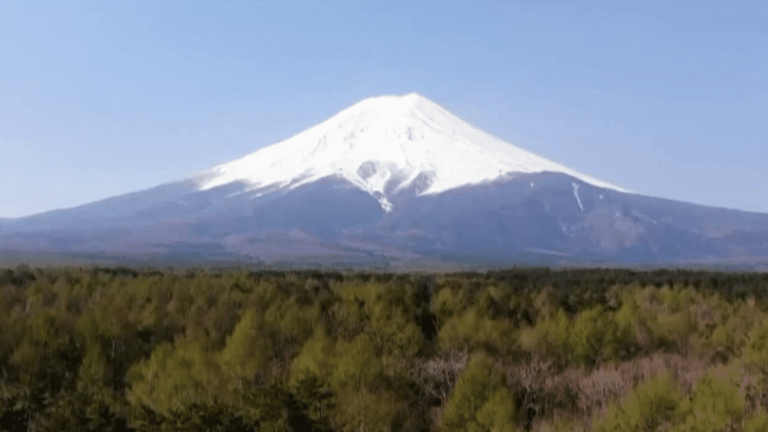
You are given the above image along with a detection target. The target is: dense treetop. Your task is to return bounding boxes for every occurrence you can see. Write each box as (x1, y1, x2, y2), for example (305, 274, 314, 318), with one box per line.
(1, 265, 767, 431)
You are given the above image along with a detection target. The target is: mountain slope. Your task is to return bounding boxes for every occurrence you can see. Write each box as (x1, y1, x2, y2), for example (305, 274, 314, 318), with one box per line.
(193, 93, 626, 211)
(2, 94, 767, 267)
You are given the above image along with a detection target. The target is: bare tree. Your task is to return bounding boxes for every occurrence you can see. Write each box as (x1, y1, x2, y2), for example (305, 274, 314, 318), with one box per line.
(506, 357, 556, 425)
(407, 349, 469, 405)
(576, 367, 630, 419)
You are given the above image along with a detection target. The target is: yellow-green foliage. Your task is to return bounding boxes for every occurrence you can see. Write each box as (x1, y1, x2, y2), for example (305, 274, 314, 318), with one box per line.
(518, 309, 570, 366)
(475, 389, 518, 432)
(677, 362, 745, 431)
(745, 412, 768, 432)
(434, 286, 462, 327)
(333, 387, 407, 432)
(655, 309, 696, 356)
(441, 352, 516, 431)
(77, 344, 108, 392)
(570, 306, 631, 367)
(219, 308, 274, 385)
(594, 370, 682, 432)
(315, 278, 427, 355)
(745, 317, 768, 373)
(332, 334, 382, 390)
(291, 327, 336, 383)
(262, 294, 319, 358)
(127, 338, 223, 412)
(532, 287, 560, 321)
(438, 306, 516, 354)
(711, 300, 762, 360)
(535, 416, 588, 432)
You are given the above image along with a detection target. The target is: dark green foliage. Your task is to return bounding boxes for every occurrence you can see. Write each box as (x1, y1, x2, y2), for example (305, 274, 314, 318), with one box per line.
(133, 400, 255, 432)
(0, 385, 33, 432)
(130, 376, 333, 432)
(292, 375, 335, 431)
(246, 379, 333, 432)
(41, 387, 131, 432)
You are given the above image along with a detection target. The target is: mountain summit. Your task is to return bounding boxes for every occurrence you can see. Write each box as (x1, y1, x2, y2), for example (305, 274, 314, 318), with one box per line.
(2, 94, 768, 268)
(193, 94, 625, 211)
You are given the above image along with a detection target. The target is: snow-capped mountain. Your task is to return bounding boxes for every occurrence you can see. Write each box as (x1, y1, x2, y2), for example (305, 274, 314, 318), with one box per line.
(2, 94, 768, 268)
(193, 94, 626, 212)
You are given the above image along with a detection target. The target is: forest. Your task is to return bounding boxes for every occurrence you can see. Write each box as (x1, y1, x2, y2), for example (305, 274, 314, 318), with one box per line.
(1, 265, 768, 431)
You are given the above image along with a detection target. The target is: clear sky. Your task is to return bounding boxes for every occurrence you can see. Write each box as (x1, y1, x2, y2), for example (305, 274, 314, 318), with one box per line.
(1, 1, 767, 218)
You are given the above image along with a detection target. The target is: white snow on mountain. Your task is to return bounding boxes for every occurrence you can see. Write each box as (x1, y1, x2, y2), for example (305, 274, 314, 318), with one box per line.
(194, 93, 627, 211)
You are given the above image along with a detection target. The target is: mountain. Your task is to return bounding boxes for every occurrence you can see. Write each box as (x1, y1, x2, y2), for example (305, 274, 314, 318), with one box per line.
(193, 93, 626, 212)
(2, 94, 768, 268)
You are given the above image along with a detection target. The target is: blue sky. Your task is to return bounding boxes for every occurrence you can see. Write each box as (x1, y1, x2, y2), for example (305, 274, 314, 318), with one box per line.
(1, 1, 767, 217)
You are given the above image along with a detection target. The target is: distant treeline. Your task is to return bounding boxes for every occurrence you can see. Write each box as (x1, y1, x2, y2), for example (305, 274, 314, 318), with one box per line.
(1, 265, 768, 431)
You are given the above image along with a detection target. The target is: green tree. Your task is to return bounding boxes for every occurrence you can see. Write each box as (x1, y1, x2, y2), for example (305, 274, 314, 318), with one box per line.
(442, 352, 515, 431)
(127, 338, 223, 413)
(219, 308, 275, 396)
(475, 389, 517, 432)
(569, 305, 636, 368)
(594, 370, 683, 432)
(333, 387, 406, 432)
(11, 309, 82, 414)
(0, 384, 33, 432)
(292, 328, 337, 384)
(677, 362, 745, 431)
(655, 309, 696, 356)
(41, 345, 130, 431)
(439, 307, 516, 355)
(744, 317, 768, 414)
(332, 335, 382, 390)
(293, 374, 335, 431)
(745, 412, 768, 432)
(518, 309, 570, 367)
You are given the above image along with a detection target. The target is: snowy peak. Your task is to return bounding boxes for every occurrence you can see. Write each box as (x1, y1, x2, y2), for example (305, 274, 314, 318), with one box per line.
(194, 94, 626, 211)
